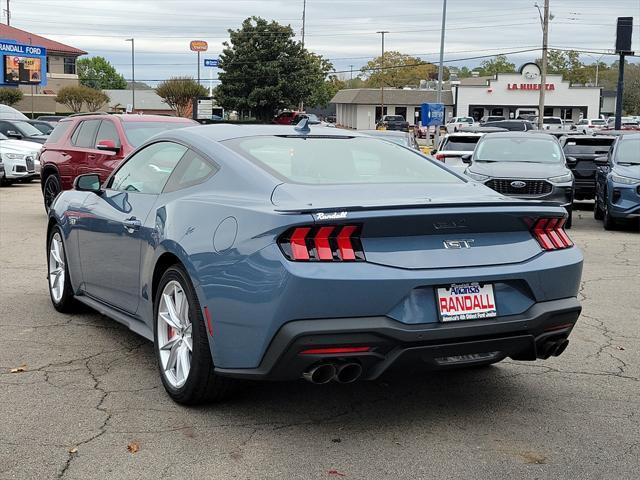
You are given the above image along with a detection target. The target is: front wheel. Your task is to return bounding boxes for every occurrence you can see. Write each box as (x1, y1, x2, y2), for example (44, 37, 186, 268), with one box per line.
(154, 265, 234, 404)
(603, 200, 617, 230)
(594, 198, 604, 220)
(43, 174, 61, 212)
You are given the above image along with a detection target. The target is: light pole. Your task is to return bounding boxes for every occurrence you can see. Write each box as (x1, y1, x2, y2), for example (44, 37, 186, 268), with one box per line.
(125, 38, 135, 113)
(433, 0, 447, 149)
(376, 31, 389, 125)
(583, 52, 606, 86)
(535, 0, 550, 130)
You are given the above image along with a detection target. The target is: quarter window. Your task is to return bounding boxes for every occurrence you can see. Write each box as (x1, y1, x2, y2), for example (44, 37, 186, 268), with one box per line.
(110, 142, 187, 194)
(72, 120, 101, 148)
(164, 150, 217, 193)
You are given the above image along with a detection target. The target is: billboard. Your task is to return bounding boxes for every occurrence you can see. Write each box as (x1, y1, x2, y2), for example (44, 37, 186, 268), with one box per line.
(4, 56, 42, 84)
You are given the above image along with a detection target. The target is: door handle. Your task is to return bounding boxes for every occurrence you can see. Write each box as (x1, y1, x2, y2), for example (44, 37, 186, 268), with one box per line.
(123, 217, 142, 233)
(88, 154, 96, 160)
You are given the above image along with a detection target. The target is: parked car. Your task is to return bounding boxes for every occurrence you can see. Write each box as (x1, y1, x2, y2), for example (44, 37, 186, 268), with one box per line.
(0, 119, 49, 143)
(594, 133, 640, 229)
(573, 118, 606, 134)
(39, 113, 196, 210)
(445, 116, 475, 133)
(479, 115, 505, 124)
(46, 123, 582, 404)
(560, 135, 616, 200)
(483, 120, 537, 131)
(464, 132, 575, 227)
(0, 132, 41, 184)
(0, 104, 29, 120)
(360, 129, 420, 151)
(533, 117, 565, 131)
(272, 111, 302, 125)
(377, 115, 409, 132)
(433, 132, 484, 174)
(605, 116, 640, 130)
(27, 120, 55, 135)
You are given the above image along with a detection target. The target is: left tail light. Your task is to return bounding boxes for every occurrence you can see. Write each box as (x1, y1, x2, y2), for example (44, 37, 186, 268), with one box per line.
(434, 153, 446, 161)
(531, 217, 573, 250)
(278, 225, 365, 261)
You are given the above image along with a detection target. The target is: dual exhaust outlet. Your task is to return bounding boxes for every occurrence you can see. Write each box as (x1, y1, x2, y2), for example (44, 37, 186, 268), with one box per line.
(303, 362, 363, 384)
(538, 338, 569, 360)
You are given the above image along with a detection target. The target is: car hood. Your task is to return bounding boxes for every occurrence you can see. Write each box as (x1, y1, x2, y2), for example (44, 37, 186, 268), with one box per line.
(468, 161, 568, 179)
(0, 139, 43, 154)
(270, 181, 546, 212)
(613, 164, 640, 180)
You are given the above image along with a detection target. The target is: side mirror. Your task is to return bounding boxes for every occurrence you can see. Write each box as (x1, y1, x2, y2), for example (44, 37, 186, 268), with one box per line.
(430, 149, 438, 155)
(74, 174, 102, 193)
(96, 139, 120, 153)
(461, 154, 472, 164)
(6, 130, 22, 139)
(566, 156, 577, 165)
(594, 156, 608, 166)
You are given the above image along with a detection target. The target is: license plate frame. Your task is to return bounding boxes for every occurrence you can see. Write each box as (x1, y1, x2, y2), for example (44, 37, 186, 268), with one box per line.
(436, 282, 497, 322)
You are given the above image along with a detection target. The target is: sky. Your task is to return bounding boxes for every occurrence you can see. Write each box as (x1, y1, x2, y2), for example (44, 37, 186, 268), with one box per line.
(4, 0, 640, 86)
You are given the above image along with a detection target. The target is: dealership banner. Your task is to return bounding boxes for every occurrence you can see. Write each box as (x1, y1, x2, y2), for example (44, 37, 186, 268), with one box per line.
(0, 40, 47, 87)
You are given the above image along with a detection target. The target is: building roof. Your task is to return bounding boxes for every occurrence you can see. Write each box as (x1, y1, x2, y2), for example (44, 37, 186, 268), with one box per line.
(104, 89, 172, 111)
(331, 88, 454, 106)
(458, 76, 493, 86)
(0, 24, 87, 56)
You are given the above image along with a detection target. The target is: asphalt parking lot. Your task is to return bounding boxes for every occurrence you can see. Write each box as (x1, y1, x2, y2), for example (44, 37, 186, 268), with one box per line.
(0, 183, 638, 480)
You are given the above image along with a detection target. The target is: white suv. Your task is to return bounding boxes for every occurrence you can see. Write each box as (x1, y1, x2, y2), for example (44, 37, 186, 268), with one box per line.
(445, 116, 475, 133)
(574, 118, 606, 134)
(0, 133, 41, 184)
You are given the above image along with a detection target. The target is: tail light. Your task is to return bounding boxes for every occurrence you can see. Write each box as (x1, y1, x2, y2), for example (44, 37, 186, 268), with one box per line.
(434, 153, 446, 161)
(531, 217, 573, 250)
(279, 225, 365, 261)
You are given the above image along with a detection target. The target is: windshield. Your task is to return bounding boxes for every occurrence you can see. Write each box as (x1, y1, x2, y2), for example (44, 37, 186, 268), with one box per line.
(122, 121, 191, 148)
(223, 136, 462, 185)
(385, 116, 404, 121)
(617, 138, 640, 164)
(442, 136, 479, 151)
(475, 136, 564, 163)
(10, 121, 44, 136)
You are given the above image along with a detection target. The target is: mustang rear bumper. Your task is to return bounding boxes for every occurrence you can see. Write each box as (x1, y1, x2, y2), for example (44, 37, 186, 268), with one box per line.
(215, 297, 581, 381)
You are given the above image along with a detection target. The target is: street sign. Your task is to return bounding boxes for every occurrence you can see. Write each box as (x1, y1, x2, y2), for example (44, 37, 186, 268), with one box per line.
(421, 103, 445, 126)
(190, 40, 208, 52)
(204, 58, 219, 67)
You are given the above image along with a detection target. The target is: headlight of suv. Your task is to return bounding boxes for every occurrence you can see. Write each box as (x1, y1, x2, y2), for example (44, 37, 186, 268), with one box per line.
(1, 153, 26, 161)
(610, 174, 639, 185)
(466, 171, 489, 182)
(548, 172, 573, 183)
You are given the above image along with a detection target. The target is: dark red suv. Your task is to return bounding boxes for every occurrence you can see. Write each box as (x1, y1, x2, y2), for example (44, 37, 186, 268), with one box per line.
(39, 113, 196, 210)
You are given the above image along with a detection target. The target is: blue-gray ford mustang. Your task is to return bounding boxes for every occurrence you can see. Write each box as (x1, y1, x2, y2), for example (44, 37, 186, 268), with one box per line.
(46, 123, 583, 404)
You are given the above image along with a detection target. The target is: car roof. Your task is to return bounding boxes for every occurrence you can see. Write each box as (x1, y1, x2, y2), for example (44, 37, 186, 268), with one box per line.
(359, 129, 408, 137)
(480, 131, 554, 139)
(59, 114, 194, 124)
(445, 132, 484, 137)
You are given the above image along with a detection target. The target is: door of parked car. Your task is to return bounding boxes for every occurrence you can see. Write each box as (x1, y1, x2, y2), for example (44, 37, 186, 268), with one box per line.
(93, 119, 124, 181)
(76, 142, 188, 313)
(69, 119, 101, 179)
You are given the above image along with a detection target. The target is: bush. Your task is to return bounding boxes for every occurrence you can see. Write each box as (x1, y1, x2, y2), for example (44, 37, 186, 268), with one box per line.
(0, 87, 24, 107)
(55, 85, 109, 113)
(156, 77, 207, 117)
(84, 88, 110, 111)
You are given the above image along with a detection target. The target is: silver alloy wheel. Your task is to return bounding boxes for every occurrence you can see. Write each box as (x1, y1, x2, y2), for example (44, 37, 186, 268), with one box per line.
(157, 280, 193, 388)
(48, 232, 65, 303)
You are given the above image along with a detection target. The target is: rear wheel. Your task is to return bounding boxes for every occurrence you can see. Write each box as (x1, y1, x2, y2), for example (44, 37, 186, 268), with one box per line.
(565, 206, 573, 229)
(43, 174, 61, 212)
(154, 265, 233, 404)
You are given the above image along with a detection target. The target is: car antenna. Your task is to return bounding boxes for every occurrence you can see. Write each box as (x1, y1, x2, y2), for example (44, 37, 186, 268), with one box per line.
(294, 117, 311, 134)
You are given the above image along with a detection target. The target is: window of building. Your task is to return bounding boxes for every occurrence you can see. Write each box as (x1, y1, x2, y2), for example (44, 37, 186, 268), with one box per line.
(375, 106, 388, 122)
(64, 57, 76, 75)
(395, 107, 407, 121)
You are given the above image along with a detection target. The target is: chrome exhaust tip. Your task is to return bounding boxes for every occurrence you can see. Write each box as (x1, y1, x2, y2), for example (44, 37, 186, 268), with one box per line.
(335, 363, 363, 384)
(302, 364, 336, 384)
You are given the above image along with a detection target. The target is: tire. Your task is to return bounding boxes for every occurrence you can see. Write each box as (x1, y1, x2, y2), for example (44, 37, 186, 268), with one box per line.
(565, 206, 573, 229)
(154, 264, 234, 404)
(594, 198, 604, 220)
(43, 174, 61, 212)
(603, 199, 617, 230)
(47, 226, 78, 313)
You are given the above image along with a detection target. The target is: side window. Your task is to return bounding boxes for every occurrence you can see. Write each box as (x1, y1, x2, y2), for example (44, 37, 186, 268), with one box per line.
(72, 120, 101, 148)
(110, 142, 187, 194)
(96, 120, 120, 147)
(164, 150, 217, 193)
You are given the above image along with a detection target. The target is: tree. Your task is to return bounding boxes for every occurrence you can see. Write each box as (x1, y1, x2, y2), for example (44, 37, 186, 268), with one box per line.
(55, 86, 87, 113)
(361, 51, 439, 88)
(477, 55, 516, 76)
(215, 17, 334, 122)
(156, 77, 208, 117)
(84, 88, 110, 111)
(0, 87, 24, 106)
(77, 56, 127, 90)
(308, 75, 345, 108)
(599, 61, 640, 114)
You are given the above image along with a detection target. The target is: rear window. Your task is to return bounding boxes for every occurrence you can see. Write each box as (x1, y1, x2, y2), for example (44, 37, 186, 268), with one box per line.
(563, 138, 614, 155)
(223, 136, 462, 185)
(441, 136, 480, 151)
(385, 116, 405, 121)
(591, 119, 606, 125)
(544, 118, 562, 124)
(46, 121, 71, 144)
(122, 121, 192, 148)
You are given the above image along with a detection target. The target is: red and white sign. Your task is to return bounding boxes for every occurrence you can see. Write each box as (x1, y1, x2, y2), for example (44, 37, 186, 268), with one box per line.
(507, 83, 555, 91)
(437, 283, 497, 322)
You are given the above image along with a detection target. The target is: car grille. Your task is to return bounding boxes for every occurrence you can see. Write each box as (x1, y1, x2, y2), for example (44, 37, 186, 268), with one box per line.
(25, 156, 34, 172)
(485, 178, 553, 196)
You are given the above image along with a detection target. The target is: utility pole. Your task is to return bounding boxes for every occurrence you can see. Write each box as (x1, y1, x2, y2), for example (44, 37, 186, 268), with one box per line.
(125, 38, 135, 112)
(376, 31, 389, 125)
(536, 0, 550, 130)
(349, 64, 354, 86)
(6, 0, 9, 26)
(433, 0, 447, 149)
(299, 0, 307, 112)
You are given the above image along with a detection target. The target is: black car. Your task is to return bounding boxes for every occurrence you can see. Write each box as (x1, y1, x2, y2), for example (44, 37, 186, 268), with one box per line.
(377, 115, 409, 132)
(0, 119, 49, 144)
(27, 120, 55, 135)
(560, 135, 616, 200)
(483, 120, 537, 132)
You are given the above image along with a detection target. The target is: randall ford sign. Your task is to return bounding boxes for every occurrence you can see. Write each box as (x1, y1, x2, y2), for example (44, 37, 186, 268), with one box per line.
(0, 40, 45, 56)
(506, 62, 555, 91)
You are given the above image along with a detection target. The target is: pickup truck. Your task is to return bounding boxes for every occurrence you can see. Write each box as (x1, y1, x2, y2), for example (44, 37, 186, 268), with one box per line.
(377, 115, 409, 132)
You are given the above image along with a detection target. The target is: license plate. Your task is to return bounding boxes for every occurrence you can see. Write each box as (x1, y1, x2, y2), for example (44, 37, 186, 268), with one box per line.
(437, 282, 497, 322)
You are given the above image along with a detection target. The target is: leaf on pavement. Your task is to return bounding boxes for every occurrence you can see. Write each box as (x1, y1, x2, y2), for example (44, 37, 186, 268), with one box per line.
(69, 447, 78, 454)
(328, 470, 346, 477)
(615, 345, 625, 351)
(127, 441, 140, 454)
(9, 365, 27, 373)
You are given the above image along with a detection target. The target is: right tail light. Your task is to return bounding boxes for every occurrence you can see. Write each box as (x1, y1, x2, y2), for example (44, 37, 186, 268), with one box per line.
(532, 217, 573, 250)
(279, 225, 365, 262)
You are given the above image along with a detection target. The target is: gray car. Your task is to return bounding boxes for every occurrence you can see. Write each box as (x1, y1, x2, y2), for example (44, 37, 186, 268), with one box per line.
(464, 132, 575, 227)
